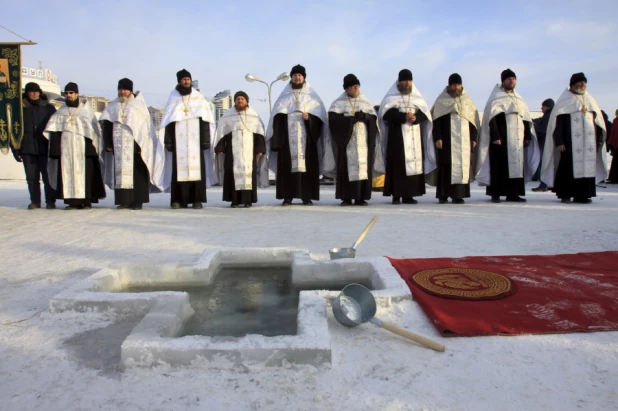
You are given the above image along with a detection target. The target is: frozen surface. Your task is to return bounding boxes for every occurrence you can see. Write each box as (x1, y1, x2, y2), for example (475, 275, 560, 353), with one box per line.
(1, 180, 618, 410)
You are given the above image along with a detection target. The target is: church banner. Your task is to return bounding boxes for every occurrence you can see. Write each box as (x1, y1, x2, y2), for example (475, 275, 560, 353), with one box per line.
(0, 44, 24, 154)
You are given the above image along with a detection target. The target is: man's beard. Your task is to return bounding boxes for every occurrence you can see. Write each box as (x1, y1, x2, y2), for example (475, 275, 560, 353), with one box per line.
(571, 86, 586, 95)
(396, 83, 412, 95)
(503, 84, 515, 92)
(176, 83, 192, 95)
(448, 88, 463, 98)
(346, 91, 359, 98)
(290, 80, 304, 90)
(119, 95, 130, 103)
(235, 104, 247, 112)
(66, 98, 79, 108)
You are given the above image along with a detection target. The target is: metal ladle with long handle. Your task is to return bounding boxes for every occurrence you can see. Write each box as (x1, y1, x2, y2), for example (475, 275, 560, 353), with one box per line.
(329, 216, 378, 260)
(332, 283, 446, 352)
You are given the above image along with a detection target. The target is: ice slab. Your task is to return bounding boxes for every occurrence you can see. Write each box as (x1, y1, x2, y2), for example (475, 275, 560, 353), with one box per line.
(49, 248, 410, 368)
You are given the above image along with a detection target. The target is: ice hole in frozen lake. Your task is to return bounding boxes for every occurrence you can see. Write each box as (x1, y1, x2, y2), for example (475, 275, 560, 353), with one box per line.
(49, 248, 410, 368)
(123, 266, 372, 338)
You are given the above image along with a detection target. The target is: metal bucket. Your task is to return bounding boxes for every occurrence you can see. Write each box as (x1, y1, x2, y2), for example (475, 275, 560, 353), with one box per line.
(328, 247, 356, 260)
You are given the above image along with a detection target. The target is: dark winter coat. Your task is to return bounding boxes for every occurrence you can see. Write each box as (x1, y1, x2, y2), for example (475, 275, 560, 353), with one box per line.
(20, 93, 56, 155)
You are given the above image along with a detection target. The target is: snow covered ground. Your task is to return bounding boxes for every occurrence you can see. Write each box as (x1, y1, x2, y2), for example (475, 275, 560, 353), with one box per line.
(1, 179, 617, 411)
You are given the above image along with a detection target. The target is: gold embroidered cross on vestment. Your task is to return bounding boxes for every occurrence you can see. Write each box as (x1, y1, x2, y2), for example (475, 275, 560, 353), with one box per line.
(575, 94, 588, 113)
(67, 107, 76, 125)
(293, 91, 302, 109)
(182, 94, 191, 116)
(454, 96, 463, 116)
(347, 96, 358, 115)
(238, 110, 249, 130)
(506, 91, 520, 115)
(400, 93, 412, 113)
(120, 102, 128, 122)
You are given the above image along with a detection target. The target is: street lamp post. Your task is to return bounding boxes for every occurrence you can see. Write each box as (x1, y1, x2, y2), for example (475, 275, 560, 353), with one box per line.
(244, 72, 290, 114)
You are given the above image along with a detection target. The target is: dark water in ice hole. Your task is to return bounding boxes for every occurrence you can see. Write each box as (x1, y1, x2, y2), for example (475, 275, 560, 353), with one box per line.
(124, 267, 372, 338)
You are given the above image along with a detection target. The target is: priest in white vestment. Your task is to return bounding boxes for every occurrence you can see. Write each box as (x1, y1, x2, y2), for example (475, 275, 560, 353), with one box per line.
(475, 69, 539, 203)
(100, 78, 162, 210)
(378, 69, 435, 205)
(44, 82, 106, 210)
(540, 72, 607, 203)
(213, 91, 268, 208)
(158, 69, 215, 209)
(266, 64, 331, 206)
(328, 74, 382, 206)
(431, 73, 480, 204)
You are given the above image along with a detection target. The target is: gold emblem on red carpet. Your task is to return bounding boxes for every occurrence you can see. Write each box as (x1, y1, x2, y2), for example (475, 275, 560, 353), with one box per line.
(411, 268, 515, 300)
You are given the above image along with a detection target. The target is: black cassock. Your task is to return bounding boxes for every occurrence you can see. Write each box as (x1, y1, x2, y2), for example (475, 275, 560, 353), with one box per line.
(382, 108, 428, 198)
(552, 113, 603, 200)
(101, 120, 150, 207)
(432, 115, 478, 200)
(164, 119, 211, 206)
(214, 132, 266, 205)
(48, 132, 106, 206)
(329, 111, 377, 201)
(486, 113, 532, 197)
(270, 113, 322, 201)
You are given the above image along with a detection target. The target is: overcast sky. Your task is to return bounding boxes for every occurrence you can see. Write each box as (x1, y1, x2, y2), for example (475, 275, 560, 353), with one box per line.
(5, 0, 618, 121)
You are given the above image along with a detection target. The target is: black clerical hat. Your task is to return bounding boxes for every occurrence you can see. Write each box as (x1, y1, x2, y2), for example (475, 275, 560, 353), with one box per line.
(398, 69, 413, 82)
(448, 73, 462, 86)
(343, 74, 360, 89)
(234, 90, 249, 103)
(64, 82, 79, 94)
(176, 69, 192, 83)
(501, 69, 516, 83)
(117, 78, 133, 92)
(290, 64, 306, 79)
(570, 72, 587, 86)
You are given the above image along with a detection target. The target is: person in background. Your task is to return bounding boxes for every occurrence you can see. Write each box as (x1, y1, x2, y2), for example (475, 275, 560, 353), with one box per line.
(43, 82, 106, 210)
(431, 73, 480, 204)
(540, 73, 607, 203)
(160, 69, 215, 209)
(13, 82, 57, 209)
(213, 91, 267, 208)
(475, 69, 538, 203)
(379, 69, 435, 205)
(606, 109, 618, 184)
(267, 64, 329, 206)
(531, 98, 554, 192)
(328, 74, 379, 206)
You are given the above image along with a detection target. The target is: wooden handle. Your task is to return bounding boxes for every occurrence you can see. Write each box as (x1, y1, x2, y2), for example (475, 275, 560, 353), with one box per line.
(380, 321, 446, 352)
(352, 216, 378, 249)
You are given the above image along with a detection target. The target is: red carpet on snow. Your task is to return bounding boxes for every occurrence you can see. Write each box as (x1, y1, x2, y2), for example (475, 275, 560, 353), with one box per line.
(388, 251, 618, 337)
